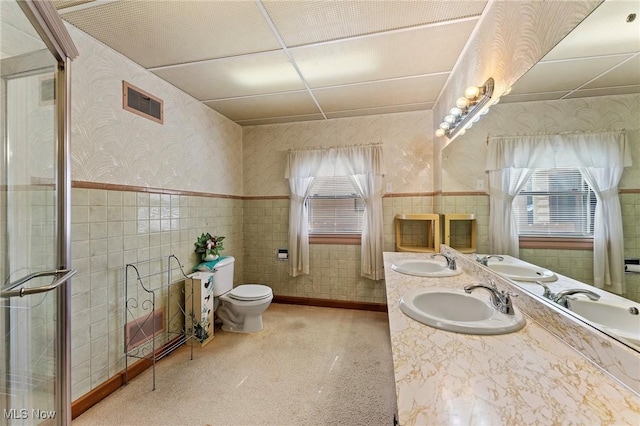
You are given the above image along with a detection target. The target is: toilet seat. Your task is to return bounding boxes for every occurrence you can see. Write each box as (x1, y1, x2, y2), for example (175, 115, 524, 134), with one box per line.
(227, 284, 272, 302)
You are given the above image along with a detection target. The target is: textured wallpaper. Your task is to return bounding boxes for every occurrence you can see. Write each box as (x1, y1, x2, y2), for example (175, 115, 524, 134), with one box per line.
(442, 93, 640, 192)
(243, 110, 433, 196)
(433, 0, 601, 126)
(66, 24, 243, 195)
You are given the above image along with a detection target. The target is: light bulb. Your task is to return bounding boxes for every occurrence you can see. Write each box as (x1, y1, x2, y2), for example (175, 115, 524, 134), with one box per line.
(503, 86, 512, 95)
(439, 122, 451, 130)
(472, 115, 481, 123)
(456, 97, 469, 109)
(492, 97, 501, 105)
(480, 107, 490, 115)
(435, 128, 446, 137)
(458, 129, 466, 136)
(464, 86, 480, 99)
(449, 107, 462, 117)
(444, 115, 456, 124)
(463, 122, 473, 130)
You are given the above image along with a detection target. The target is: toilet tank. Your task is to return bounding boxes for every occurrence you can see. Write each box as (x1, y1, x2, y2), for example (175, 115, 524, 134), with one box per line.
(211, 256, 235, 296)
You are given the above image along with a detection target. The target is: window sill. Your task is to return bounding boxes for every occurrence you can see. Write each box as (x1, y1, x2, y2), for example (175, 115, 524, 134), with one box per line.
(309, 234, 362, 245)
(519, 236, 593, 250)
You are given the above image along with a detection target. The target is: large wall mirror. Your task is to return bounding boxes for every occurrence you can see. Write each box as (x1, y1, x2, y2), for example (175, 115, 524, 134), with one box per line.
(442, 0, 640, 351)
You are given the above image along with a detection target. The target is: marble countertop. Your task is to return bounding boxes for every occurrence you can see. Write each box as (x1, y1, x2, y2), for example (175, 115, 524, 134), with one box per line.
(383, 251, 640, 425)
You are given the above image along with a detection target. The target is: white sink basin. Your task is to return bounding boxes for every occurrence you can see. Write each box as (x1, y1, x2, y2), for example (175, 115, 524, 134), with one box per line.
(567, 299, 640, 347)
(487, 263, 557, 282)
(391, 259, 462, 277)
(398, 288, 526, 335)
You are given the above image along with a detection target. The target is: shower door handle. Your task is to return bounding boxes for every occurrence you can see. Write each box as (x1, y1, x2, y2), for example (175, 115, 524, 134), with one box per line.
(1, 268, 77, 298)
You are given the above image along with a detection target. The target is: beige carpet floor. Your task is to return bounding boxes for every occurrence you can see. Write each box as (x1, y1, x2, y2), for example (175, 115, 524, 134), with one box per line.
(72, 303, 398, 426)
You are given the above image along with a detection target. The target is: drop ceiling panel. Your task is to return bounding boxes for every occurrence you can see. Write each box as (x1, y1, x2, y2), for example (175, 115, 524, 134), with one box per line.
(152, 51, 305, 100)
(51, 0, 95, 9)
(500, 91, 572, 103)
(204, 91, 321, 121)
(325, 103, 433, 119)
(237, 114, 326, 126)
(510, 55, 632, 94)
(60, 1, 281, 68)
(565, 85, 640, 99)
(313, 74, 448, 112)
(543, 0, 640, 60)
(263, 0, 487, 47)
(1, 0, 47, 59)
(583, 54, 640, 89)
(290, 21, 476, 88)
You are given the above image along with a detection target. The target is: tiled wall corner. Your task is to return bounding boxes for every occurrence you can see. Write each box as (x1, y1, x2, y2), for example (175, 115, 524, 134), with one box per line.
(70, 187, 243, 400)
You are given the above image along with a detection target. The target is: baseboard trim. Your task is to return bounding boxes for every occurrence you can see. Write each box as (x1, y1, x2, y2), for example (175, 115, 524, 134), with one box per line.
(273, 295, 387, 312)
(71, 336, 183, 419)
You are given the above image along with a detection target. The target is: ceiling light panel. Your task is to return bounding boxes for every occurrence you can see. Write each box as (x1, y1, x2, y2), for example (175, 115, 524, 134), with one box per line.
(290, 21, 476, 88)
(313, 74, 448, 112)
(262, 0, 487, 47)
(60, 1, 281, 68)
(204, 91, 321, 121)
(152, 51, 305, 100)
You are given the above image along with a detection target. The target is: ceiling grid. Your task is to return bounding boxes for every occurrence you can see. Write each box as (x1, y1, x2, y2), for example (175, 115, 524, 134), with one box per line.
(52, 0, 639, 126)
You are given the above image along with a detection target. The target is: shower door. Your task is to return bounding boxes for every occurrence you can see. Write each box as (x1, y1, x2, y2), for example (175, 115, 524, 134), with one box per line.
(1, 1, 76, 425)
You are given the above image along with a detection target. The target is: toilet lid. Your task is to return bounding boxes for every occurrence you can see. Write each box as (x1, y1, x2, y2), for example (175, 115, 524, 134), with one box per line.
(228, 284, 272, 301)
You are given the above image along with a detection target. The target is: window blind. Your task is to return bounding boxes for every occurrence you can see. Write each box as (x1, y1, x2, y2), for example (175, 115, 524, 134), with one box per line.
(513, 168, 596, 237)
(308, 176, 364, 234)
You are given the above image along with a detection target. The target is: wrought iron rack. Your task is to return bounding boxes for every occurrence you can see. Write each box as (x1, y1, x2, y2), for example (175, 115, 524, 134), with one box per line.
(124, 254, 195, 390)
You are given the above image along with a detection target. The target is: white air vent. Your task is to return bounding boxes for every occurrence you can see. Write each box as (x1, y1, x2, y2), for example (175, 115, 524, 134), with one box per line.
(122, 81, 163, 124)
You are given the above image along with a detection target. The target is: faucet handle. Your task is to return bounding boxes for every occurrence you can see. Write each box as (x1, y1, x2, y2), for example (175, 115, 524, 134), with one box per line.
(488, 279, 498, 290)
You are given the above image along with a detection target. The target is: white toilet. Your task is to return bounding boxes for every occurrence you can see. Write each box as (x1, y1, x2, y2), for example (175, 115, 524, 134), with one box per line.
(211, 256, 273, 333)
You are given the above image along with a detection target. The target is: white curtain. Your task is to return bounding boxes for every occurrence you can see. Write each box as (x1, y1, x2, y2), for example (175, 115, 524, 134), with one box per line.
(285, 145, 385, 279)
(487, 168, 532, 257)
(486, 131, 631, 293)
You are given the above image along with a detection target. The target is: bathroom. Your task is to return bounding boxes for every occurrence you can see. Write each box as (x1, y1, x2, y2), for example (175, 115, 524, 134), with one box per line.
(1, 0, 639, 424)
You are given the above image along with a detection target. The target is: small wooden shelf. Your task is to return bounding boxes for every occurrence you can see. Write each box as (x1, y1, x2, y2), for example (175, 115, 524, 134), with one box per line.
(444, 213, 476, 253)
(395, 214, 440, 253)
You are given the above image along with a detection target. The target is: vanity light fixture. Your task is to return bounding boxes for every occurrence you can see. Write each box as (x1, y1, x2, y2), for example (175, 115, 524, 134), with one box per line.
(436, 77, 494, 140)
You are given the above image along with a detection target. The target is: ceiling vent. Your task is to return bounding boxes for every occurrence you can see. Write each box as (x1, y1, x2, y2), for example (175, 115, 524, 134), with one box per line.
(122, 81, 163, 124)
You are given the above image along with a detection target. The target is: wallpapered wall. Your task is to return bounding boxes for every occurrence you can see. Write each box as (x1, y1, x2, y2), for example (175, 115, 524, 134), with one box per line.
(66, 24, 245, 399)
(243, 110, 434, 196)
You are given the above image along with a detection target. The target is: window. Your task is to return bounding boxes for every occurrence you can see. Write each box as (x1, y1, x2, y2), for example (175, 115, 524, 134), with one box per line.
(307, 176, 364, 235)
(513, 168, 596, 237)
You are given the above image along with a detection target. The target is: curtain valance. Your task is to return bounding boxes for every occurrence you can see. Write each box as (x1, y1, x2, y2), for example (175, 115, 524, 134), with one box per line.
(286, 145, 385, 179)
(486, 131, 630, 171)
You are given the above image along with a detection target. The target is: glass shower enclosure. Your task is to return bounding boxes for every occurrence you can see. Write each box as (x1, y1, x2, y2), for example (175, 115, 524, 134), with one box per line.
(1, 1, 77, 424)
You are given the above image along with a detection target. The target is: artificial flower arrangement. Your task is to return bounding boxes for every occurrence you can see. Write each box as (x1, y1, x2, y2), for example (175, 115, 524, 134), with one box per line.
(194, 232, 225, 261)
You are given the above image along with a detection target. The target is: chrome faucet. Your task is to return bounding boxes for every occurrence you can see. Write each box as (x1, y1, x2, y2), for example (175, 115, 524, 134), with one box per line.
(532, 280, 553, 299)
(464, 279, 516, 315)
(553, 289, 601, 308)
(431, 253, 456, 270)
(475, 254, 504, 266)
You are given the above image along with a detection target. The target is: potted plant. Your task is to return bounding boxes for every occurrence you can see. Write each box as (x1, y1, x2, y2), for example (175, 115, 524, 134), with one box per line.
(194, 233, 225, 261)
